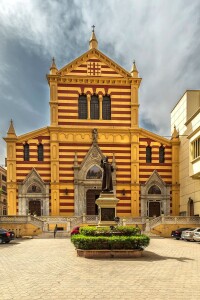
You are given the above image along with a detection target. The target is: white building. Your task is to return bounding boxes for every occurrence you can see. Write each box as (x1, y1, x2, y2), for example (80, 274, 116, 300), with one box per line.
(171, 90, 200, 216)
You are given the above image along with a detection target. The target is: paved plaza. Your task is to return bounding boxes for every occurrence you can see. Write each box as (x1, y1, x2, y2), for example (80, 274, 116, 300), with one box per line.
(1, 237, 200, 300)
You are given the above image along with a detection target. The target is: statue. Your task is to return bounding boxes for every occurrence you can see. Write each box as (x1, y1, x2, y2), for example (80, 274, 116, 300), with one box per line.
(92, 128, 98, 143)
(100, 156, 114, 192)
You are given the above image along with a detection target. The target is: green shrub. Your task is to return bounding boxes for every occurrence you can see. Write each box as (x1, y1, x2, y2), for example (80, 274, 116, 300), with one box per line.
(71, 234, 150, 250)
(80, 226, 140, 237)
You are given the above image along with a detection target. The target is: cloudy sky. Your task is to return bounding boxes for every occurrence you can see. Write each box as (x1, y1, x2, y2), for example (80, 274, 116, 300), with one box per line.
(0, 0, 200, 165)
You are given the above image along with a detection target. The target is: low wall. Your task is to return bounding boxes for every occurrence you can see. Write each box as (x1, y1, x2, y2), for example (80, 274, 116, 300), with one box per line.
(151, 223, 200, 238)
(0, 223, 42, 237)
(77, 249, 143, 258)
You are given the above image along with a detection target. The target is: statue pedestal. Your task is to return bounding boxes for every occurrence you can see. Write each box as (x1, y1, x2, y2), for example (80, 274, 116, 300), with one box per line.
(95, 192, 119, 226)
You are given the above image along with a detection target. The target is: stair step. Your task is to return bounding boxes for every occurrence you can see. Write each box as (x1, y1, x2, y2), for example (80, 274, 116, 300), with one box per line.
(34, 231, 70, 239)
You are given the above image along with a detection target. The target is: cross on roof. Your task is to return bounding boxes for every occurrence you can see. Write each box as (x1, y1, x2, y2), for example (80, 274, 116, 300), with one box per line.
(92, 25, 95, 32)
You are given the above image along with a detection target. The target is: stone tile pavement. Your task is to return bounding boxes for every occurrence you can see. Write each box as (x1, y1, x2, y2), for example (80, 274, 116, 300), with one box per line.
(0, 237, 200, 300)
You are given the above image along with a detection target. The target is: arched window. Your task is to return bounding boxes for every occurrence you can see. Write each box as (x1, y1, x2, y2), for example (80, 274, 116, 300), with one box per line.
(148, 185, 161, 194)
(38, 144, 44, 161)
(78, 94, 87, 119)
(24, 143, 29, 161)
(102, 95, 111, 120)
(146, 146, 152, 163)
(86, 165, 102, 179)
(90, 94, 99, 119)
(27, 184, 42, 193)
(159, 146, 165, 163)
(3, 199, 7, 215)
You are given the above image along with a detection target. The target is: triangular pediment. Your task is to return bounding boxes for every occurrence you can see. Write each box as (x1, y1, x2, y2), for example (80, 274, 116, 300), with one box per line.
(58, 48, 131, 79)
(79, 143, 104, 172)
(22, 168, 45, 185)
(17, 127, 49, 143)
(144, 170, 166, 188)
(139, 128, 171, 146)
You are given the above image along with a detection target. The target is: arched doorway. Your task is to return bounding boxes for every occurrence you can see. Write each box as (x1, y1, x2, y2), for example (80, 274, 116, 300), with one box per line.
(149, 201, 161, 217)
(140, 170, 171, 217)
(86, 189, 101, 215)
(188, 198, 194, 216)
(29, 200, 41, 216)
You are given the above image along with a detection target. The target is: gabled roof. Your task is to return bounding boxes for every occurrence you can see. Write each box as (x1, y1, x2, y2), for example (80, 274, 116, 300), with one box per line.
(57, 48, 131, 79)
(139, 128, 172, 145)
(17, 127, 49, 143)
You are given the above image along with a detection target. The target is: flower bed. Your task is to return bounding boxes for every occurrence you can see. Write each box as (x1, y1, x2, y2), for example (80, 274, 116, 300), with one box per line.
(71, 226, 150, 258)
(76, 249, 143, 259)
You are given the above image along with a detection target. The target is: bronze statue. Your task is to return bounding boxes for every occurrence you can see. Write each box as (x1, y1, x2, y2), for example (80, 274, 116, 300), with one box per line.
(101, 156, 113, 192)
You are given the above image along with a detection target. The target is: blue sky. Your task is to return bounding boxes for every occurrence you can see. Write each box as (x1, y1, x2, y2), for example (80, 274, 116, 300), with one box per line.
(0, 0, 200, 165)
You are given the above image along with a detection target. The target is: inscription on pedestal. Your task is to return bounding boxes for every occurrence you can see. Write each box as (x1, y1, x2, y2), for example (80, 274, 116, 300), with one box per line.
(101, 208, 115, 221)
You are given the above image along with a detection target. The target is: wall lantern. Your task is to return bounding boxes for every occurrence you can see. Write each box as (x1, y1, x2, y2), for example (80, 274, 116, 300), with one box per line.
(122, 189, 126, 196)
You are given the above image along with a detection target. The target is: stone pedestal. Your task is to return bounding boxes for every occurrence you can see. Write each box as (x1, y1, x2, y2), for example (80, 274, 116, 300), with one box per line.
(95, 192, 119, 226)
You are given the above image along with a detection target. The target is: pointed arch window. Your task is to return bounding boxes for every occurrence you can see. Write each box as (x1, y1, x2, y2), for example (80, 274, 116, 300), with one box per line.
(90, 94, 99, 119)
(86, 165, 102, 179)
(78, 94, 87, 119)
(103, 95, 111, 120)
(146, 146, 152, 163)
(38, 144, 44, 161)
(24, 143, 29, 161)
(159, 146, 165, 163)
(148, 185, 161, 194)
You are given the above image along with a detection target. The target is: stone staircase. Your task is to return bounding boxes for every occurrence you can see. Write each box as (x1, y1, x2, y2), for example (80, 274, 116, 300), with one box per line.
(34, 231, 70, 239)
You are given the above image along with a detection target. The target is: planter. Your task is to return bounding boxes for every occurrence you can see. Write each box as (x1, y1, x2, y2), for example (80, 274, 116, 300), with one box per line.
(76, 249, 143, 259)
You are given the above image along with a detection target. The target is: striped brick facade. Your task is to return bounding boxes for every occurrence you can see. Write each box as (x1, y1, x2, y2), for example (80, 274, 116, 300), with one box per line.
(5, 34, 180, 217)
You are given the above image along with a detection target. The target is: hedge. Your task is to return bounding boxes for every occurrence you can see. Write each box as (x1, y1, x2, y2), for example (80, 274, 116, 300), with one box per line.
(71, 234, 150, 250)
(79, 226, 141, 237)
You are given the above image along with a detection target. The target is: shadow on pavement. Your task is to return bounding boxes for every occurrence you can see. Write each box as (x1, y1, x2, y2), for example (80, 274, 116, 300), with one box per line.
(90, 250, 194, 262)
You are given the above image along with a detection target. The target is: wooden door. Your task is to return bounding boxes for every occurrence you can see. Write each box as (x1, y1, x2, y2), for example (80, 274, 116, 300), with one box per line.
(86, 190, 101, 215)
(29, 200, 41, 216)
(149, 202, 160, 217)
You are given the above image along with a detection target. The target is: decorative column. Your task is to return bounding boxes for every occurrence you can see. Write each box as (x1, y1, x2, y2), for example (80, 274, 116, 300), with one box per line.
(99, 94, 103, 120)
(4, 120, 17, 215)
(130, 132, 140, 216)
(48, 58, 58, 126)
(87, 94, 91, 119)
(171, 127, 180, 216)
(50, 130, 60, 215)
(73, 152, 80, 215)
(130, 61, 141, 128)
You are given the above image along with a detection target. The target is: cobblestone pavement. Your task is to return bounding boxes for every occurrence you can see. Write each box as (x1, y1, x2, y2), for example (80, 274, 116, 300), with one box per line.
(1, 237, 200, 300)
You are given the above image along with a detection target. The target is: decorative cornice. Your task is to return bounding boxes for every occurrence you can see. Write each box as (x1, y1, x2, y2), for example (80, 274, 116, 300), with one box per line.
(46, 75, 139, 86)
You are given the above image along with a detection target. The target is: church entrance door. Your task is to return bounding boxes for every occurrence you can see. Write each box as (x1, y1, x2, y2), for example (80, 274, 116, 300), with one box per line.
(29, 200, 41, 216)
(149, 201, 160, 217)
(86, 189, 101, 215)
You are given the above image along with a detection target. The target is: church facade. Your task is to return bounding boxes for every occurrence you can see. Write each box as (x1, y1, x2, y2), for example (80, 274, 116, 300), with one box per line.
(4, 30, 180, 218)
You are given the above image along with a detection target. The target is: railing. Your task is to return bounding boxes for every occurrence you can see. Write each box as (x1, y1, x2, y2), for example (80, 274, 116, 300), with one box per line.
(2, 215, 200, 233)
(124, 217, 146, 225)
(149, 216, 200, 229)
(161, 216, 200, 224)
(149, 216, 161, 228)
(0, 215, 29, 223)
(70, 216, 83, 229)
(30, 216, 44, 229)
(84, 215, 99, 224)
(38, 216, 71, 223)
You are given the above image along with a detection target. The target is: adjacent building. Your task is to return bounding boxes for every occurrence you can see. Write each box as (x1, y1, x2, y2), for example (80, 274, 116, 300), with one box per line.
(171, 90, 200, 216)
(4, 30, 180, 218)
(0, 166, 7, 215)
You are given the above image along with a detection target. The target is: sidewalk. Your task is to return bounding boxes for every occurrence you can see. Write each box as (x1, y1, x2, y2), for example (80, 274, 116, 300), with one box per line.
(0, 237, 200, 300)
